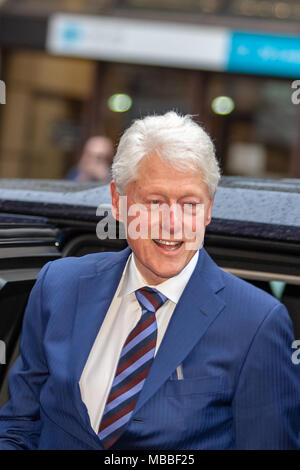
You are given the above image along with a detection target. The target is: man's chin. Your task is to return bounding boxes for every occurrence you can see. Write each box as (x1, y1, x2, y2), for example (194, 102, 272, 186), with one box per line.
(146, 263, 190, 284)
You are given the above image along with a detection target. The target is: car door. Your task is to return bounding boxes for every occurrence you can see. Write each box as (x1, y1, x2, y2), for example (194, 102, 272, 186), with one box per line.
(0, 213, 60, 406)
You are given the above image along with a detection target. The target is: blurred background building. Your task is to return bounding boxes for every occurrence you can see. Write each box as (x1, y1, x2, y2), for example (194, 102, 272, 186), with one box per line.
(0, 0, 299, 180)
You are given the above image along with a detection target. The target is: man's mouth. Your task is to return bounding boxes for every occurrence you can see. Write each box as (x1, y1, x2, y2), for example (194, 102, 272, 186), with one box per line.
(153, 239, 183, 250)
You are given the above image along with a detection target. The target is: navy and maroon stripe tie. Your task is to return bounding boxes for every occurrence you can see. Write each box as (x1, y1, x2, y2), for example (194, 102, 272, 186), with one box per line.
(98, 287, 168, 449)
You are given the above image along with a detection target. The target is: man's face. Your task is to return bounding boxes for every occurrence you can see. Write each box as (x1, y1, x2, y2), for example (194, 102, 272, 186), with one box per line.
(111, 153, 214, 285)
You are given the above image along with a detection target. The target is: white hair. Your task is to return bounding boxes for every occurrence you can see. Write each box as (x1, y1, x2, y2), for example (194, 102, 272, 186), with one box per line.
(112, 111, 221, 198)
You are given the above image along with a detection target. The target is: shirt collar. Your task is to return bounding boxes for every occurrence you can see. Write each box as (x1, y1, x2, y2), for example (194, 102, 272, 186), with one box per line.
(119, 249, 199, 304)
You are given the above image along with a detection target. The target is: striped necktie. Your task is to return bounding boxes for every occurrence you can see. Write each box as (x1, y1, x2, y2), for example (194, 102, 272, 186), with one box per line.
(98, 286, 168, 449)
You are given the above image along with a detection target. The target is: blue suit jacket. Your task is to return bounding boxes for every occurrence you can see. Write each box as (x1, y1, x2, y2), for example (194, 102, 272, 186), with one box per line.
(0, 247, 299, 449)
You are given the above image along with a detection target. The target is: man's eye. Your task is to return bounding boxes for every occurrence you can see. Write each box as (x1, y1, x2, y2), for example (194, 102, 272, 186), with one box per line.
(151, 200, 160, 205)
(183, 203, 199, 213)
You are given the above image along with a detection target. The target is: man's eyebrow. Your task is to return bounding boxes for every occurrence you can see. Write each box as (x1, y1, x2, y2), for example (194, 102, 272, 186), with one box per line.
(143, 193, 166, 198)
(179, 195, 203, 199)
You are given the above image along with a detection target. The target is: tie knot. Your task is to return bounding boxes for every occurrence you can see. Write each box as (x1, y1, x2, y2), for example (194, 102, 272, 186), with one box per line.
(135, 286, 168, 313)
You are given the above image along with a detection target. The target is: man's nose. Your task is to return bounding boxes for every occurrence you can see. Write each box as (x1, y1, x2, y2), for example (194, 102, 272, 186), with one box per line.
(162, 203, 182, 236)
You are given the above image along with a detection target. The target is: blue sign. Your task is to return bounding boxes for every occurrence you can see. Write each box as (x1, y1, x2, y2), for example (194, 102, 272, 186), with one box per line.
(227, 31, 300, 78)
(60, 22, 83, 48)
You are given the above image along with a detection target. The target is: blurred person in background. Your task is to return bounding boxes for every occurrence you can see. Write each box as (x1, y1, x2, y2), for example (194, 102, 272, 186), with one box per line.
(67, 136, 114, 183)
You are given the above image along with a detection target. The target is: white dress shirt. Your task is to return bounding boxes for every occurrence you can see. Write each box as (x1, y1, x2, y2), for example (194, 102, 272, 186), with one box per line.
(79, 250, 199, 433)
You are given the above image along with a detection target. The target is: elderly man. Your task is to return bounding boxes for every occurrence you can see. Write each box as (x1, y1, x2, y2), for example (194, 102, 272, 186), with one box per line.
(0, 112, 299, 450)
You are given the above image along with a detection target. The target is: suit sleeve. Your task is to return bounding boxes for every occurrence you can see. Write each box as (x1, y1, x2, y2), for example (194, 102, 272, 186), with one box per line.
(0, 262, 51, 449)
(233, 302, 300, 449)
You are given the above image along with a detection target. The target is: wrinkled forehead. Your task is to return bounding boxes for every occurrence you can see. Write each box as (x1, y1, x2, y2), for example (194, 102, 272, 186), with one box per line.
(136, 152, 202, 177)
(127, 153, 210, 199)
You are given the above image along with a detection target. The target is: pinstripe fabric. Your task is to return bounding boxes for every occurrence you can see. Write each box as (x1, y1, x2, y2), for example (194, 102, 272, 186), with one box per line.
(0, 248, 299, 450)
(98, 287, 168, 449)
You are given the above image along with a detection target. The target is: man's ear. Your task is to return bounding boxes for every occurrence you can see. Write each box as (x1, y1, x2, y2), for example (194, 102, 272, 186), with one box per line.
(110, 181, 121, 222)
(205, 198, 214, 226)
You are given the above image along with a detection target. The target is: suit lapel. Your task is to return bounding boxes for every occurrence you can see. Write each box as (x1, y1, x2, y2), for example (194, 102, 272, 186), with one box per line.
(134, 249, 226, 415)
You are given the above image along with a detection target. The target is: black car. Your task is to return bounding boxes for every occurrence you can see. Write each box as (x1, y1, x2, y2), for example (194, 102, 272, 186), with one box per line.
(0, 176, 299, 405)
